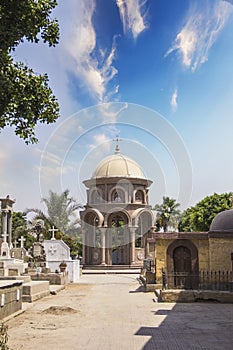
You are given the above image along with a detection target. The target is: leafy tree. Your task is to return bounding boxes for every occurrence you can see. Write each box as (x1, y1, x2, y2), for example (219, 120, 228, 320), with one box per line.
(0, 0, 60, 144)
(0, 211, 36, 249)
(179, 192, 233, 232)
(154, 196, 181, 232)
(62, 232, 82, 257)
(27, 189, 82, 238)
(12, 211, 36, 249)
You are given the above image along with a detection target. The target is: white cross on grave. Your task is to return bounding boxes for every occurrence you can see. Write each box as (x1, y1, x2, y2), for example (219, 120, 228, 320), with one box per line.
(18, 235, 26, 248)
(49, 244, 57, 255)
(49, 226, 58, 240)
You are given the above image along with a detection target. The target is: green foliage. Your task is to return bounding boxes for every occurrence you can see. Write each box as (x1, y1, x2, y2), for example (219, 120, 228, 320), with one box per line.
(179, 192, 233, 232)
(0, 0, 60, 143)
(27, 190, 82, 253)
(62, 233, 82, 257)
(12, 212, 36, 249)
(154, 196, 181, 232)
(27, 190, 82, 235)
(0, 323, 9, 350)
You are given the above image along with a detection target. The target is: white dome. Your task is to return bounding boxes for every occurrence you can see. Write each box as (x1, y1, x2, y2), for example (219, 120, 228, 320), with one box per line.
(92, 152, 145, 179)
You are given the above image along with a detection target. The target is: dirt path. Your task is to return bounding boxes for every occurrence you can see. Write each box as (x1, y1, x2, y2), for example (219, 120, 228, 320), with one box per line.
(6, 274, 233, 350)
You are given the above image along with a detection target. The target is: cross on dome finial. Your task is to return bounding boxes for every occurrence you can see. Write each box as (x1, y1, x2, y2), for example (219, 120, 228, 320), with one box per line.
(113, 135, 122, 154)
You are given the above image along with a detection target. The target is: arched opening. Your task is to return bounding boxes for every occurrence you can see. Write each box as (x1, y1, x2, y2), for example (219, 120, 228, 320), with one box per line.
(135, 190, 144, 204)
(108, 212, 129, 265)
(90, 189, 102, 204)
(167, 240, 199, 289)
(83, 212, 101, 265)
(111, 188, 125, 203)
(135, 211, 152, 248)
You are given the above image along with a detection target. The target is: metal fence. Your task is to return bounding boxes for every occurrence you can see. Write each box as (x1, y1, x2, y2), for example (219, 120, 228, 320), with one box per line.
(162, 270, 233, 291)
(143, 258, 155, 272)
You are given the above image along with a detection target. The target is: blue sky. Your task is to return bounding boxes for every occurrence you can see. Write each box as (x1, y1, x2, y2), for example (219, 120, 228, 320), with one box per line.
(1, 0, 233, 212)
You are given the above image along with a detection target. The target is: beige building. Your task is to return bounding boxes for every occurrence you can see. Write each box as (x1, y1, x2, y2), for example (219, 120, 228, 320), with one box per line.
(81, 144, 154, 267)
(148, 209, 233, 287)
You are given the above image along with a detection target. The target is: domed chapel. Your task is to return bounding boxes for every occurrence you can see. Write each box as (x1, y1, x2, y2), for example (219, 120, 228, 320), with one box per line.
(80, 141, 154, 267)
(80, 140, 233, 284)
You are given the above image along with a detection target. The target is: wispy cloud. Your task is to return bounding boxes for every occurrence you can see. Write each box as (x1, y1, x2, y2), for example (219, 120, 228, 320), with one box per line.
(65, 0, 118, 103)
(63, 0, 149, 104)
(165, 1, 233, 72)
(116, 0, 148, 39)
(171, 89, 178, 111)
(93, 133, 111, 147)
(223, 0, 233, 5)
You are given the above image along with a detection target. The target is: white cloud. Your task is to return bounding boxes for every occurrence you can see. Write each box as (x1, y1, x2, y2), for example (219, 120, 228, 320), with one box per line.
(171, 89, 178, 111)
(98, 102, 129, 123)
(94, 133, 110, 146)
(88, 133, 111, 152)
(116, 0, 148, 39)
(165, 1, 233, 71)
(65, 0, 118, 103)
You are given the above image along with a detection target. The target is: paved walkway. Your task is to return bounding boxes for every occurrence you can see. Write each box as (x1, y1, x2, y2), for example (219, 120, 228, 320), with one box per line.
(7, 274, 233, 350)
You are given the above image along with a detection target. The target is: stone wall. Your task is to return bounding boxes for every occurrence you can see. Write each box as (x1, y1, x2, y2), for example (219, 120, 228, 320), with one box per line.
(30, 273, 67, 285)
(159, 290, 233, 303)
(0, 280, 23, 319)
(155, 239, 170, 283)
(209, 236, 233, 271)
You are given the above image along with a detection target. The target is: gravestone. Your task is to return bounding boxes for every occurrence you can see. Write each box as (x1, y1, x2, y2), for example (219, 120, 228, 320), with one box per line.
(43, 240, 70, 262)
(10, 236, 27, 259)
(43, 233, 80, 282)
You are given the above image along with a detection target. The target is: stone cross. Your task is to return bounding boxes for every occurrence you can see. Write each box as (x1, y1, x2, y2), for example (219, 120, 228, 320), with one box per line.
(49, 226, 58, 240)
(18, 235, 26, 248)
(49, 244, 57, 255)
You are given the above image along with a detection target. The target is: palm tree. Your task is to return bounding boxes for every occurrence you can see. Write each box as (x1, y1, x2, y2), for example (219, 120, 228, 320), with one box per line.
(154, 196, 181, 232)
(26, 189, 82, 237)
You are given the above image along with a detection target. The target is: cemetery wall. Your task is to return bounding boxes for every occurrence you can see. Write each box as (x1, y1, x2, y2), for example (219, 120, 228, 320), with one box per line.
(208, 236, 233, 271)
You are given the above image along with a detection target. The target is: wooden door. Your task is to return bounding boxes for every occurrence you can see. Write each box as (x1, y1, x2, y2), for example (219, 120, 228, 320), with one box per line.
(173, 246, 192, 288)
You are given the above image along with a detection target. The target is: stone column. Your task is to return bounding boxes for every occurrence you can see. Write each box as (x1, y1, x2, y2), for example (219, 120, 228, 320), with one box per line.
(82, 229, 86, 265)
(100, 228, 106, 265)
(1, 211, 10, 258)
(1, 210, 7, 237)
(7, 211, 12, 248)
(106, 228, 112, 265)
(130, 227, 136, 265)
(0, 196, 15, 249)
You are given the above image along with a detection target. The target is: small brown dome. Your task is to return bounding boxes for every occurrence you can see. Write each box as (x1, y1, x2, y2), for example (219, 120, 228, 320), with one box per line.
(209, 209, 233, 232)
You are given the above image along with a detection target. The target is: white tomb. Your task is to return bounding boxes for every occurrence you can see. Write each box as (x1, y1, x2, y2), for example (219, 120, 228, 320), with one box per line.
(43, 239, 80, 282)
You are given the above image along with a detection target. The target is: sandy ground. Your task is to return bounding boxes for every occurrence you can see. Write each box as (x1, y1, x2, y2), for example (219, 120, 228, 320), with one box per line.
(6, 274, 233, 350)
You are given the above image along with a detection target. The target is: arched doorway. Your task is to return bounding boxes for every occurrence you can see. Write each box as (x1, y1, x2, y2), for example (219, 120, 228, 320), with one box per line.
(108, 213, 129, 265)
(82, 210, 103, 265)
(167, 240, 199, 289)
(173, 246, 192, 288)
